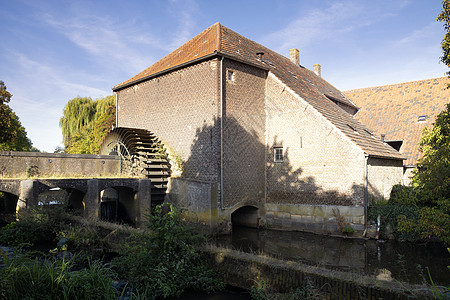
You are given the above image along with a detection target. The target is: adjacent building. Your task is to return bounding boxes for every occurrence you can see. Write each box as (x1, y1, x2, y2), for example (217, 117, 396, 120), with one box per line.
(344, 77, 449, 185)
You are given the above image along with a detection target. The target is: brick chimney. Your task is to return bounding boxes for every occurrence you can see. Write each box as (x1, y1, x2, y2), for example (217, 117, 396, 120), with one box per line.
(314, 64, 321, 77)
(289, 48, 299, 66)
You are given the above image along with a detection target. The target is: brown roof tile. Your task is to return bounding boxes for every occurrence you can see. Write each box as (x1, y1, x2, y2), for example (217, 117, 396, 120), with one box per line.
(344, 77, 449, 165)
(114, 23, 404, 160)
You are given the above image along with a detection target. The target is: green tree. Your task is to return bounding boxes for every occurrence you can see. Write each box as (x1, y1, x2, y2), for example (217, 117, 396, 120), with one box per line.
(412, 104, 450, 213)
(438, 0, 450, 76)
(0, 81, 33, 151)
(59, 95, 115, 154)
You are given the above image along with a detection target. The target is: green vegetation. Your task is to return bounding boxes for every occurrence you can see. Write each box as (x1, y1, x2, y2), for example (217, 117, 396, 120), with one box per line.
(438, 0, 450, 77)
(0, 254, 118, 300)
(0, 203, 224, 299)
(59, 95, 116, 154)
(112, 203, 224, 298)
(369, 104, 450, 245)
(0, 80, 33, 151)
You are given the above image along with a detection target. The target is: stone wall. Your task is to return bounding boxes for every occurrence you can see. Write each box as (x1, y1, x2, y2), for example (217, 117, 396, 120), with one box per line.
(0, 151, 120, 179)
(265, 203, 365, 233)
(203, 245, 423, 299)
(166, 177, 227, 233)
(265, 74, 366, 206)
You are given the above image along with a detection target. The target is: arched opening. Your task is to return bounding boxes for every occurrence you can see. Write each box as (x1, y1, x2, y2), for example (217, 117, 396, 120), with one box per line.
(67, 188, 85, 215)
(38, 187, 70, 206)
(231, 206, 260, 228)
(0, 191, 19, 226)
(0, 191, 18, 214)
(100, 187, 136, 226)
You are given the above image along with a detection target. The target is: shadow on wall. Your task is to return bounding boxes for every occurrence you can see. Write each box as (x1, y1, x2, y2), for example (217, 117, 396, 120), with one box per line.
(267, 137, 364, 206)
(173, 116, 365, 211)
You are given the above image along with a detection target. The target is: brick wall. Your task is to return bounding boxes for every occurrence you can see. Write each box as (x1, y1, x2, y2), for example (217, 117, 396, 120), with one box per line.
(222, 59, 266, 208)
(265, 74, 365, 206)
(117, 59, 221, 183)
(367, 157, 403, 200)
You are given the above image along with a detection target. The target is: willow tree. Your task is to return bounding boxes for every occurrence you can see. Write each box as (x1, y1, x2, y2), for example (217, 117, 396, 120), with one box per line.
(59, 95, 115, 154)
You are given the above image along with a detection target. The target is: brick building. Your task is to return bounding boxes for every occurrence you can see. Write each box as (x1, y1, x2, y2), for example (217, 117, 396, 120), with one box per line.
(113, 23, 404, 233)
(344, 77, 449, 185)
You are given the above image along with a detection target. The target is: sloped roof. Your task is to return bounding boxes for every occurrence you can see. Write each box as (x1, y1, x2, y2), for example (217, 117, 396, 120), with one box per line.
(344, 77, 449, 165)
(114, 23, 404, 160)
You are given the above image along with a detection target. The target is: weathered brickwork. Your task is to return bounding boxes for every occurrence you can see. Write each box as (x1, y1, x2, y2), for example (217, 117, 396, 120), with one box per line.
(117, 59, 221, 183)
(367, 157, 403, 200)
(222, 59, 267, 208)
(265, 74, 366, 206)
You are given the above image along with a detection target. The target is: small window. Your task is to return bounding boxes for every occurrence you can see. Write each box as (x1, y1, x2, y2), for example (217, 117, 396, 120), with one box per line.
(274, 147, 284, 162)
(418, 115, 427, 122)
(227, 71, 235, 81)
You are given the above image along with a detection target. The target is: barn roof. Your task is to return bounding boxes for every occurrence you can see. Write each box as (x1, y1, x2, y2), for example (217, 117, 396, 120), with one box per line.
(114, 23, 404, 160)
(344, 77, 449, 165)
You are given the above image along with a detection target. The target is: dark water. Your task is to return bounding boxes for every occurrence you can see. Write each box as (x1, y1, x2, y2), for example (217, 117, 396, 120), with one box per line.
(214, 227, 450, 286)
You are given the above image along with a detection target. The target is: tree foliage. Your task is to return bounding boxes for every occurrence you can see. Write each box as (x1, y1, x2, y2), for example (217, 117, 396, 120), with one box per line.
(437, 0, 450, 76)
(59, 96, 115, 154)
(412, 103, 450, 213)
(0, 81, 33, 151)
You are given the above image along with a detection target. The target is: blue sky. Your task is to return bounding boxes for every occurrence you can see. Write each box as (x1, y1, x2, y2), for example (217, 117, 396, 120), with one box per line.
(0, 0, 447, 152)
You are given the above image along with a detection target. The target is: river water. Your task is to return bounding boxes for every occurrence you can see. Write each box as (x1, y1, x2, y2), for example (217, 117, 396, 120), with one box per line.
(214, 226, 450, 286)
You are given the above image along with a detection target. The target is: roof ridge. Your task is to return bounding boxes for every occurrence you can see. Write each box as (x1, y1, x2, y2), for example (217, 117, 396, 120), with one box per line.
(344, 76, 449, 93)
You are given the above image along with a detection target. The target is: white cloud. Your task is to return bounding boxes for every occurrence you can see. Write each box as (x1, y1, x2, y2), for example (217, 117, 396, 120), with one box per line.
(41, 14, 159, 74)
(261, 2, 366, 52)
(167, 0, 198, 50)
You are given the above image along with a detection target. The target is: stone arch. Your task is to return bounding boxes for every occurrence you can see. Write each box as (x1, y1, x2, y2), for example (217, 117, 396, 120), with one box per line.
(0, 190, 19, 214)
(231, 203, 261, 228)
(100, 185, 137, 226)
(35, 180, 86, 215)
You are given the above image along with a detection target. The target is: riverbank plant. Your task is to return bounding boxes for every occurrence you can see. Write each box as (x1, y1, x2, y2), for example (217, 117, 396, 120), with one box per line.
(0, 253, 119, 300)
(111, 203, 224, 298)
(0, 204, 71, 248)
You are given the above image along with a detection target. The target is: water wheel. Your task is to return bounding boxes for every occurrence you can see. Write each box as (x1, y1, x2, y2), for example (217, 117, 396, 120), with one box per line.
(99, 127, 170, 205)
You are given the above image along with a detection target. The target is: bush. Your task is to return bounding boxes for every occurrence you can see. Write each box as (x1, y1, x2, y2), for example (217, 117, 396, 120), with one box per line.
(0, 205, 71, 248)
(389, 184, 419, 206)
(112, 203, 224, 298)
(397, 207, 450, 245)
(368, 201, 418, 239)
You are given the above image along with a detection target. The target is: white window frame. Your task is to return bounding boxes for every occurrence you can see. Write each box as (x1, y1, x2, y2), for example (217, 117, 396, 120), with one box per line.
(274, 147, 284, 162)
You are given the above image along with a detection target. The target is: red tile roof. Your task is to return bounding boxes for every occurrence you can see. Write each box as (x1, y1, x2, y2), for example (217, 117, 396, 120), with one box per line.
(344, 77, 449, 165)
(114, 23, 404, 160)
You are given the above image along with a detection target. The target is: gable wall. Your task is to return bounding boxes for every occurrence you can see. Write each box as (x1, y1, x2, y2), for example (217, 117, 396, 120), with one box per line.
(265, 74, 366, 207)
(367, 157, 403, 200)
(222, 59, 267, 208)
(116, 59, 221, 182)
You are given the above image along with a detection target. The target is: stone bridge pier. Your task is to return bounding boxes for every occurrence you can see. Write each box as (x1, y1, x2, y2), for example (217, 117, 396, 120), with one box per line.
(1, 178, 152, 228)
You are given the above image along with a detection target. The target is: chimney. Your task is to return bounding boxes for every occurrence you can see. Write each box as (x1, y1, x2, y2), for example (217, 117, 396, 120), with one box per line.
(314, 64, 321, 77)
(381, 134, 385, 142)
(289, 48, 299, 66)
(256, 52, 264, 60)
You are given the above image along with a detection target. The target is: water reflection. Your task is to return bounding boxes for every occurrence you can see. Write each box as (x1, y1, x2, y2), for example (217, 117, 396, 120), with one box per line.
(215, 227, 450, 286)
